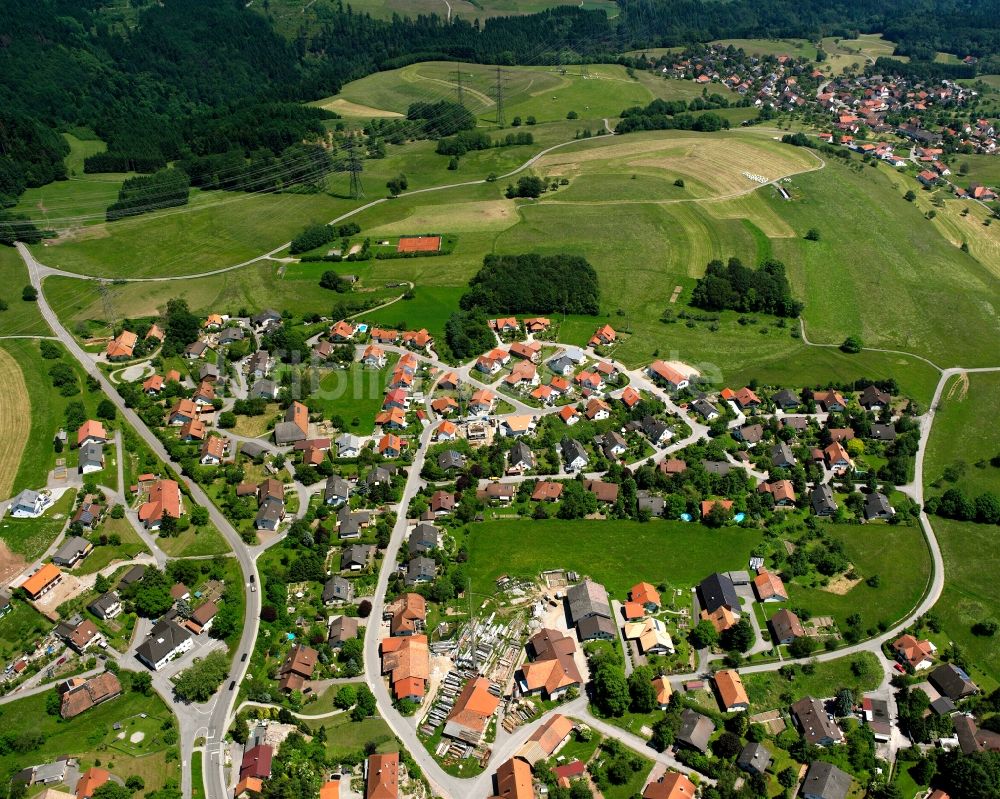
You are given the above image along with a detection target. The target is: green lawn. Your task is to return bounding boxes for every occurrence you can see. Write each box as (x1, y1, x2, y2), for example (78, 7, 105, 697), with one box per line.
(0, 247, 51, 337)
(0, 687, 180, 790)
(299, 682, 365, 716)
(465, 518, 764, 599)
(156, 523, 230, 558)
(0, 339, 101, 494)
(13, 174, 124, 231)
(602, 754, 655, 799)
(0, 488, 76, 560)
(29, 185, 360, 278)
(44, 264, 400, 337)
(262, 0, 616, 28)
(330, 62, 678, 126)
(315, 355, 399, 432)
(301, 713, 397, 761)
(927, 518, 1000, 689)
(63, 132, 117, 177)
(954, 153, 1000, 191)
(709, 38, 819, 59)
(742, 651, 882, 711)
(0, 600, 50, 661)
(368, 287, 466, 344)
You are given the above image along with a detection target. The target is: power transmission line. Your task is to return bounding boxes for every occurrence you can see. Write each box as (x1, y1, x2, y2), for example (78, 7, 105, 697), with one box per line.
(97, 280, 119, 330)
(492, 66, 511, 128)
(452, 69, 465, 107)
(346, 135, 365, 200)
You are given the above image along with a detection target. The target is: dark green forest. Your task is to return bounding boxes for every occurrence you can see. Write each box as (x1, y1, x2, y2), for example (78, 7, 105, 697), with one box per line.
(0, 0, 998, 218)
(461, 253, 601, 315)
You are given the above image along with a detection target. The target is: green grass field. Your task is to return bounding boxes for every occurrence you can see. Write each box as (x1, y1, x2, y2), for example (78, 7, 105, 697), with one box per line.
(710, 38, 818, 59)
(0, 247, 51, 337)
(368, 287, 466, 344)
(924, 372, 1000, 497)
(932, 518, 1000, 687)
(302, 713, 397, 761)
(260, 0, 616, 31)
(0, 339, 101, 494)
(0, 688, 180, 791)
(923, 372, 1000, 683)
(780, 522, 931, 633)
(42, 262, 400, 332)
(315, 355, 400, 431)
(769, 159, 1000, 367)
(77, 515, 151, 575)
(743, 651, 882, 711)
(324, 62, 680, 126)
(466, 518, 764, 599)
(954, 154, 1000, 193)
(29, 185, 360, 278)
(156, 523, 230, 558)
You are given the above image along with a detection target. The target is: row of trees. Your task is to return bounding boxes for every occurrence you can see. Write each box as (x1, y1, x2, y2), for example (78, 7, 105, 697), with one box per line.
(106, 168, 190, 222)
(290, 222, 361, 255)
(926, 487, 1000, 525)
(435, 129, 534, 156)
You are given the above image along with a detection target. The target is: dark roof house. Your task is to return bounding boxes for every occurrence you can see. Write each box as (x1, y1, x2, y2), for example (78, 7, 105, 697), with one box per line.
(676, 709, 714, 753)
(697, 573, 740, 615)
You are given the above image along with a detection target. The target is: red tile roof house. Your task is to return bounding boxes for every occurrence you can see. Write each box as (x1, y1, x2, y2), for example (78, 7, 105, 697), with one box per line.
(647, 360, 689, 391)
(76, 420, 107, 448)
(167, 399, 198, 426)
(589, 324, 616, 347)
(329, 320, 355, 342)
(138, 480, 183, 530)
(509, 340, 541, 362)
(370, 327, 400, 344)
(892, 634, 937, 670)
(240, 744, 273, 781)
(721, 386, 760, 410)
(105, 330, 138, 361)
(917, 169, 939, 187)
(489, 317, 519, 333)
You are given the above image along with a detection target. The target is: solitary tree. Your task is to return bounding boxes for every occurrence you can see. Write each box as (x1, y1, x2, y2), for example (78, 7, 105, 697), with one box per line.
(840, 335, 863, 353)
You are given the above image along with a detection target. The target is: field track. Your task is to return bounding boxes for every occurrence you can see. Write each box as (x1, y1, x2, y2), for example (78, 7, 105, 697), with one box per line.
(0, 347, 30, 499)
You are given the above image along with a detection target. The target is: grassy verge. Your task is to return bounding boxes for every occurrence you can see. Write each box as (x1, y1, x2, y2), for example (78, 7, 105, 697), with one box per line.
(191, 751, 205, 799)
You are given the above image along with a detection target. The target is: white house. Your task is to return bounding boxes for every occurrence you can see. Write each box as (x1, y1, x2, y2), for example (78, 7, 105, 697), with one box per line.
(7, 489, 53, 519)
